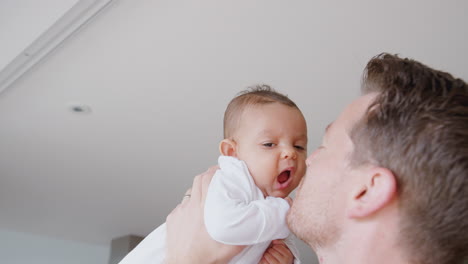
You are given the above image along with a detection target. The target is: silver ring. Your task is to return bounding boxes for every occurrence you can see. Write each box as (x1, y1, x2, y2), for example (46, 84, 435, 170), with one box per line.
(183, 194, 191, 199)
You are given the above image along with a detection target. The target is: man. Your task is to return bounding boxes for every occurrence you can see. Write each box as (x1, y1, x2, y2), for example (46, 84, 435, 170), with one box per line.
(165, 54, 468, 264)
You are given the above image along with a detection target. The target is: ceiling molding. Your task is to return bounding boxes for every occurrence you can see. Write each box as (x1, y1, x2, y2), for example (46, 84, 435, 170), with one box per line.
(0, 0, 115, 94)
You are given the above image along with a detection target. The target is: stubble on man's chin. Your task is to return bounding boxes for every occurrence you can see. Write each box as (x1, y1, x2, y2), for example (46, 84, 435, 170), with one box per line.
(286, 202, 341, 250)
(286, 204, 312, 245)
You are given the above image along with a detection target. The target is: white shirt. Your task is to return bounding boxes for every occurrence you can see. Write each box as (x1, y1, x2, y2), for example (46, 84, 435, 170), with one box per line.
(119, 156, 301, 264)
(206, 156, 300, 263)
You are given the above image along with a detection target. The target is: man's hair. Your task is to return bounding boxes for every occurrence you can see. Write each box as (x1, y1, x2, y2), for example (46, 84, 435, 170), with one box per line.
(350, 53, 468, 264)
(223, 84, 299, 139)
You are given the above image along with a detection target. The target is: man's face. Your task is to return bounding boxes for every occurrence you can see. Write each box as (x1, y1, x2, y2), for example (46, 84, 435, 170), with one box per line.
(287, 93, 376, 248)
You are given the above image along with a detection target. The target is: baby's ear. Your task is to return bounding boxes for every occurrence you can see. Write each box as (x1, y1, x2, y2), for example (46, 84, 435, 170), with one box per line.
(219, 139, 237, 157)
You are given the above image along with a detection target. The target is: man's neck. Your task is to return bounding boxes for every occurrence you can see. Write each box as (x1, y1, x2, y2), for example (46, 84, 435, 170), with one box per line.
(312, 216, 408, 264)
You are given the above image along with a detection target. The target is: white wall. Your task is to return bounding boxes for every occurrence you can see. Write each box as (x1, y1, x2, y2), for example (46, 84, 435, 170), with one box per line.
(0, 229, 110, 264)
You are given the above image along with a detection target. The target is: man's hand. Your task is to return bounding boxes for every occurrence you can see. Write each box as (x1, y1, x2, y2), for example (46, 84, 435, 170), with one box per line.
(259, 240, 294, 264)
(165, 166, 244, 264)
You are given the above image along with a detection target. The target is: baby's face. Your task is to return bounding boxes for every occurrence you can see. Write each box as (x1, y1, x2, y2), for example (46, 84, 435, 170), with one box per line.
(233, 103, 308, 198)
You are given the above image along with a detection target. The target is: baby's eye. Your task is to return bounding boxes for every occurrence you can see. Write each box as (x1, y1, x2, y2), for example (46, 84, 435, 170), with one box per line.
(263, 143, 275, 147)
(294, 145, 306, 150)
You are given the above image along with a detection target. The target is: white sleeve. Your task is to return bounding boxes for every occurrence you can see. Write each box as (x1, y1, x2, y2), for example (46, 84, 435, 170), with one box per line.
(204, 156, 291, 245)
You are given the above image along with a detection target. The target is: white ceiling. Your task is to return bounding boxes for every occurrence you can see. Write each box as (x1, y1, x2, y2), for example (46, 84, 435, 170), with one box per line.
(0, 0, 80, 71)
(0, 0, 467, 250)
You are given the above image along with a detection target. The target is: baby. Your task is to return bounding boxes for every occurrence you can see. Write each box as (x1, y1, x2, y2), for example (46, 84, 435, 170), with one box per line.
(119, 85, 307, 264)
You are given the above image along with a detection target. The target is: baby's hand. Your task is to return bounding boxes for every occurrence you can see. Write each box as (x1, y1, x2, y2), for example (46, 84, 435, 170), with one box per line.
(258, 240, 294, 264)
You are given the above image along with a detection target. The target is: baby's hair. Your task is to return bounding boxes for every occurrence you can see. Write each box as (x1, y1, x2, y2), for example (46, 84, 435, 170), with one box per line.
(223, 84, 299, 139)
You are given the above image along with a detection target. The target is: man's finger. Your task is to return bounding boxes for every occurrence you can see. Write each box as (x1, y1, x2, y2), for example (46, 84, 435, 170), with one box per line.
(181, 188, 192, 204)
(200, 166, 218, 203)
(191, 174, 203, 203)
(270, 244, 289, 258)
(262, 251, 276, 263)
(271, 239, 286, 245)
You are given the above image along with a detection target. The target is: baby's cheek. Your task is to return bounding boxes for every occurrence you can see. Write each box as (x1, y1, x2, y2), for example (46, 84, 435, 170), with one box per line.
(291, 177, 302, 190)
(294, 170, 306, 188)
(298, 166, 307, 179)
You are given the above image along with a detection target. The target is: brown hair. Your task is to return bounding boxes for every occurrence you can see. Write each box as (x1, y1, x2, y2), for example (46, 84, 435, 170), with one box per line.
(351, 53, 468, 264)
(223, 84, 299, 139)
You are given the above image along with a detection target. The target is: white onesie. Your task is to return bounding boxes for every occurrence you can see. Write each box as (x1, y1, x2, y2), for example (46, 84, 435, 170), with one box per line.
(118, 156, 301, 264)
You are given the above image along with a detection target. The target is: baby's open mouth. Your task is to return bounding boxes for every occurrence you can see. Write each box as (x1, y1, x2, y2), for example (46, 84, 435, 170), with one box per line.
(277, 170, 291, 184)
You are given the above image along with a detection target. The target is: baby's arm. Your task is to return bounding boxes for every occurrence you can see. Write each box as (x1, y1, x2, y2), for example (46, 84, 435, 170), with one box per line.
(204, 158, 291, 245)
(205, 194, 291, 245)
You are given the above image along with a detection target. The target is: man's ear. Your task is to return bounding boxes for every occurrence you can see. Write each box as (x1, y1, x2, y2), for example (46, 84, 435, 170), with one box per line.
(219, 139, 237, 157)
(347, 167, 397, 218)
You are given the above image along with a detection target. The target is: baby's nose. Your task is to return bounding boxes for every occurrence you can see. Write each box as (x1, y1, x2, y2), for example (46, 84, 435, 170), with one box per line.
(282, 147, 297, 159)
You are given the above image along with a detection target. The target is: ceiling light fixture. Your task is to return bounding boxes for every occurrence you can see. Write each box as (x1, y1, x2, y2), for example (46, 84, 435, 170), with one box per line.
(68, 102, 92, 114)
